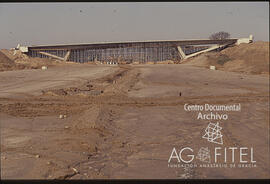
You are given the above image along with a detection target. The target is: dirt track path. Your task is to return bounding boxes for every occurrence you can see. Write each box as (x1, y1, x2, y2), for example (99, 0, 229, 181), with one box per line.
(0, 64, 117, 98)
(72, 65, 269, 179)
(1, 64, 269, 179)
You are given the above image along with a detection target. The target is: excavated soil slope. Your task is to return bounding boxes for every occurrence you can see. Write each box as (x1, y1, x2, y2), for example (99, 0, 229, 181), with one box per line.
(0, 49, 63, 72)
(183, 41, 269, 75)
(0, 51, 15, 71)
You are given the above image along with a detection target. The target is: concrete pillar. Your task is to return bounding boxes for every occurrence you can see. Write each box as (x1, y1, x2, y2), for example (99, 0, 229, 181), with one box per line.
(177, 46, 186, 60)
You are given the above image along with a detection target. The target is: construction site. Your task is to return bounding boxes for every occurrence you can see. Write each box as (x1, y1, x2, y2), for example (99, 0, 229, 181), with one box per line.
(0, 35, 269, 180)
(17, 38, 241, 63)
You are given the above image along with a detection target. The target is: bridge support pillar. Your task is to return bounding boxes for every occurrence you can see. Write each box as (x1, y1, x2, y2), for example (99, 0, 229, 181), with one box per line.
(177, 46, 186, 60)
(64, 50, 71, 61)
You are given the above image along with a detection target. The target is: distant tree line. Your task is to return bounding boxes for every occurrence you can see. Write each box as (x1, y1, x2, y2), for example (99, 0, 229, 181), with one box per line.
(209, 31, 230, 40)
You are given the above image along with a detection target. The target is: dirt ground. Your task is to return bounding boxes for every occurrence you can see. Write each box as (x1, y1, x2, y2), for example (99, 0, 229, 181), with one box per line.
(182, 41, 269, 75)
(0, 49, 66, 72)
(0, 61, 269, 179)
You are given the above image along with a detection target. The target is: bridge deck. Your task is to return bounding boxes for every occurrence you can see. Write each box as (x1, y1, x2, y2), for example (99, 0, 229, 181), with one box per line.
(25, 39, 238, 63)
(28, 39, 237, 50)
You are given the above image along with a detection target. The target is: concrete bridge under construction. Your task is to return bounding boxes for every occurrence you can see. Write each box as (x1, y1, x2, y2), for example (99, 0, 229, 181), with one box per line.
(17, 36, 253, 63)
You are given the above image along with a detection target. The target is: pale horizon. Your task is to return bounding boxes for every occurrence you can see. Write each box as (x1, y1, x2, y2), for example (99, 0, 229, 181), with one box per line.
(0, 2, 269, 49)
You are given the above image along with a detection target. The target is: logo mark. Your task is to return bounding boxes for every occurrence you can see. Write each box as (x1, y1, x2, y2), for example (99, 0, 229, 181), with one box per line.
(196, 147, 211, 163)
(202, 122, 223, 145)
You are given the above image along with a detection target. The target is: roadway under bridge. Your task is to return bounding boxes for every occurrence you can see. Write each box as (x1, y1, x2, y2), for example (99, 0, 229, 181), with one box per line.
(18, 37, 252, 63)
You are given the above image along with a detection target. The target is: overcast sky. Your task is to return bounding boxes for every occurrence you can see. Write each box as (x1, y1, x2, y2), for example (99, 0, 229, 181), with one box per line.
(0, 2, 268, 49)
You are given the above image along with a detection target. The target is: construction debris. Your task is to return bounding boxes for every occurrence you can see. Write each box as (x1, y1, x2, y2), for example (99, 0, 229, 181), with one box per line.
(71, 167, 79, 174)
(210, 65, 216, 70)
(41, 66, 48, 70)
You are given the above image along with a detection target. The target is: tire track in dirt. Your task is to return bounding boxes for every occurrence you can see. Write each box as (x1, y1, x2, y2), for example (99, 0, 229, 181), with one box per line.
(1, 64, 268, 179)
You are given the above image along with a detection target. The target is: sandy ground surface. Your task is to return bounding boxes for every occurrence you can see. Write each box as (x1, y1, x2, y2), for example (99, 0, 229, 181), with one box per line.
(0, 64, 117, 98)
(182, 42, 269, 75)
(1, 64, 269, 179)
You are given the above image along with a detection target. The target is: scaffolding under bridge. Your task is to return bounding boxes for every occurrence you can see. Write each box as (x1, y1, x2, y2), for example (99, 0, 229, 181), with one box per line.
(20, 38, 241, 63)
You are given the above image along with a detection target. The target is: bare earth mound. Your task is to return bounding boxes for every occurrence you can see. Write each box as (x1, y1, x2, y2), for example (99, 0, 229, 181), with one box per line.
(0, 49, 63, 72)
(0, 51, 16, 71)
(183, 41, 269, 75)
